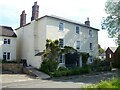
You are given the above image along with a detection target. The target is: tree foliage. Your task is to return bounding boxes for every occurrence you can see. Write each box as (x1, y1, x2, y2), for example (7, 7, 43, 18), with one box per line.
(42, 39, 77, 61)
(98, 44, 105, 55)
(102, 0, 120, 45)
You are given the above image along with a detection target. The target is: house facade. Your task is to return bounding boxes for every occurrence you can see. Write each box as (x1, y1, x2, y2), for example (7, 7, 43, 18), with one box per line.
(105, 47, 117, 61)
(0, 26, 17, 61)
(16, 2, 99, 68)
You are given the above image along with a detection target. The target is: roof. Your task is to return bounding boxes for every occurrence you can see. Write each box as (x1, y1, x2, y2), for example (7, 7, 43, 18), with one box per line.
(0, 26, 17, 37)
(107, 47, 117, 53)
(16, 15, 99, 31)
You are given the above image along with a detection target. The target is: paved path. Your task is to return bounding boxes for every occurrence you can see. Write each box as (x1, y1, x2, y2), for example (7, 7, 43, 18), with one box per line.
(2, 69, 120, 88)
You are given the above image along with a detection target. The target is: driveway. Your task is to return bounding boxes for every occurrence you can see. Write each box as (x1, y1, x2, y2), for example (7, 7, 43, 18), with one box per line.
(2, 69, 120, 88)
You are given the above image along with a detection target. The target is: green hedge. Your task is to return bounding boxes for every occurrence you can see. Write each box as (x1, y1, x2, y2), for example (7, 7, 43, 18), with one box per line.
(50, 66, 90, 77)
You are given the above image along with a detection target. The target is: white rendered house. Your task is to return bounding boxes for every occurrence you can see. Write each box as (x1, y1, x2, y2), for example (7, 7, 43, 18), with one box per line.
(16, 2, 99, 68)
(0, 26, 17, 61)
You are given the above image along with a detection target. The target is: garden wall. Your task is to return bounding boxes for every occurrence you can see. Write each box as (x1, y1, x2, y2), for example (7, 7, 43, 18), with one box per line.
(2, 63, 23, 74)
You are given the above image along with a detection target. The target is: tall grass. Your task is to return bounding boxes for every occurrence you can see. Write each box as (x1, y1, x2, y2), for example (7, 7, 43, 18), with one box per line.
(85, 77, 120, 89)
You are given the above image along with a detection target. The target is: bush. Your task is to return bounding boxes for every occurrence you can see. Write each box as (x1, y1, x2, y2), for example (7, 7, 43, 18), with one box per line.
(40, 60, 59, 74)
(90, 59, 111, 72)
(51, 66, 90, 77)
(112, 61, 120, 68)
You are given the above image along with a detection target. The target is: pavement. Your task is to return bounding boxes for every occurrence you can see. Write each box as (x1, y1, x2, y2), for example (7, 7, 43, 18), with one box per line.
(1, 69, 120, 88)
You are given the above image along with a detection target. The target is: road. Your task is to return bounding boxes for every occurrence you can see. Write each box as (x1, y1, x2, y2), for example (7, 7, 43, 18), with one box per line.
(2, 69, 120, 88)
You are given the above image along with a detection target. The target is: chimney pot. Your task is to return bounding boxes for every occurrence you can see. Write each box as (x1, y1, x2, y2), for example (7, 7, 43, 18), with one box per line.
(85, 17, 90, 26)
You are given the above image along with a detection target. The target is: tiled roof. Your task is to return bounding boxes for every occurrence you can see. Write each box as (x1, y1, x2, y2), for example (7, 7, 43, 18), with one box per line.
(0, 26, 17, 37)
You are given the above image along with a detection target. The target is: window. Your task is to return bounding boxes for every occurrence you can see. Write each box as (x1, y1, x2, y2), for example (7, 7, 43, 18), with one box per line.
(76, 41, 80, 50)
(59, 22, 64, 31)
(76, 26, 80, 34)
(59, 54, 64, 63)
(3, 52, 11, 60)
(59, 39, 64, 48)
(89, 29, 93, 37)
(4, 38, 11, 44)
(89, 56, 93, 63)
(90, 43, 93, 50)
(109, 54, 112, 58)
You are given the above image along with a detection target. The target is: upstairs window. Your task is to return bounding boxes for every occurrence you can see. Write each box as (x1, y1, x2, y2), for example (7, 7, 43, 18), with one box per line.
(4, 38, 11, 44)
(76, 26, 80, 34)
(76, 41, 80, 50)
(89, 29, 93, 37)
(59, 39, 64, 48)
(59, 22, 64, 31)
(90, 43, 93, 50)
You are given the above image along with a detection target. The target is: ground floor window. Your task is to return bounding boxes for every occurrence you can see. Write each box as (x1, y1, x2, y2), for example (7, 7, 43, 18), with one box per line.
(3, 52, 11, 60)
(59, 54, 64, 63)
(89, 56, 93, 63)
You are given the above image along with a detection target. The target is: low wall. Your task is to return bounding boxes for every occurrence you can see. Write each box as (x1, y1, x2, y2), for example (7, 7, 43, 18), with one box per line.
(2, 63, 23, 74)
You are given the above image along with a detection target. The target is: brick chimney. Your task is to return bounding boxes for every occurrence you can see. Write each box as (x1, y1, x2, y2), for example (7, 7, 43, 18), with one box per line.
(31, 1, 39, 21)
(85, 17, 90, 26)
(20, 10, 26, 27)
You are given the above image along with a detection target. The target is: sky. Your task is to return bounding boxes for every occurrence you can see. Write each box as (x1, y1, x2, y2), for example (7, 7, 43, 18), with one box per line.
(0, 0, 117, 49)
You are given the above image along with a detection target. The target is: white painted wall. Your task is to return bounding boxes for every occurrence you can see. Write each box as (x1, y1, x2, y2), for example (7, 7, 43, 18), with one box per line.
(16, 16, 98, 68)
(0, 36, 16, 60)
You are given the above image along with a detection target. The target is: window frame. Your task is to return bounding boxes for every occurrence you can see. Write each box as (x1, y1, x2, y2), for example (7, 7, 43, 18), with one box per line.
(76, 41, 80, 50)
(59, 22, 64, 31)
(59, 38, 64, 48)
(90, 43, 93, 50)
(3, 52, 11, 60)
(76, 26, 80, 34)
(4, 38, 11, 44)
(59, 54, 65, 63)
(89, 29, 93, 37)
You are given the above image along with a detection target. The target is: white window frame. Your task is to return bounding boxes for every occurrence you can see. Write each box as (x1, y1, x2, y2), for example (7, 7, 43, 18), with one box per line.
(3, 52, 11, 60)
(59, 54, 65, 63)
(4, 38, 11, 44)
(59, 38, 64, 48)
(76, 41, 80, 50)
(90, 43, 93, 50)
(89, 29, 93, 37)
(59, 22, 64, 31)
(76, 26, 80, 34)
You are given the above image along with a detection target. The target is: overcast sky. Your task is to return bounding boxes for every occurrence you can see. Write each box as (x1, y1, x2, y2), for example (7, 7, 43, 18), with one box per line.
(0, 0, 117, 48)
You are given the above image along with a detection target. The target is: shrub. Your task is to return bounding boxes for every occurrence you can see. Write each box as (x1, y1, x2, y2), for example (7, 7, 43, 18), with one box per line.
(51, 66, 90, 77)
(90, 59, 111, 72)
(85, 78, 120, 88)
(40, 59, 59, 74)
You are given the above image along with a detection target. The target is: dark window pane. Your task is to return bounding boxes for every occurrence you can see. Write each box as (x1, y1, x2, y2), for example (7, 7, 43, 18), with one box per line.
(8, 39, 10, 44)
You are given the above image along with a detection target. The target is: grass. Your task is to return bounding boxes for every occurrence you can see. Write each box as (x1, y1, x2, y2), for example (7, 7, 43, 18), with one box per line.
(84, 77, 120, 89)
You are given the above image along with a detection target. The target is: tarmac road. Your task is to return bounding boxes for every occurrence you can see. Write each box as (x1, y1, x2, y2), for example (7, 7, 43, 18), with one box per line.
(2, 69, 120, 88)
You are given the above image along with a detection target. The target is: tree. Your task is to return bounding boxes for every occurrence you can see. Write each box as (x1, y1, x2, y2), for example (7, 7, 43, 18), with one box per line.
(101, 0, 120, 45)
(98, 44, 105, 55)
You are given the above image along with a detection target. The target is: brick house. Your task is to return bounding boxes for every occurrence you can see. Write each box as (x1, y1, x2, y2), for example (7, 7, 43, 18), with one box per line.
(105, 47, 117, 62)
(114, 46, 120, 63)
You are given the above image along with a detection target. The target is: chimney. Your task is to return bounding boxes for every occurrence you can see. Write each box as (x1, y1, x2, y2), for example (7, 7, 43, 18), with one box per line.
(20, 10, 26, 27)
(85, 17, 90, 26)
(31, 1, 39, 21)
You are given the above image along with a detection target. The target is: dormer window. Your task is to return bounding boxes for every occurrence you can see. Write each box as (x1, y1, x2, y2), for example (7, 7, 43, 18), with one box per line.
(59, 22, 64, 31)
